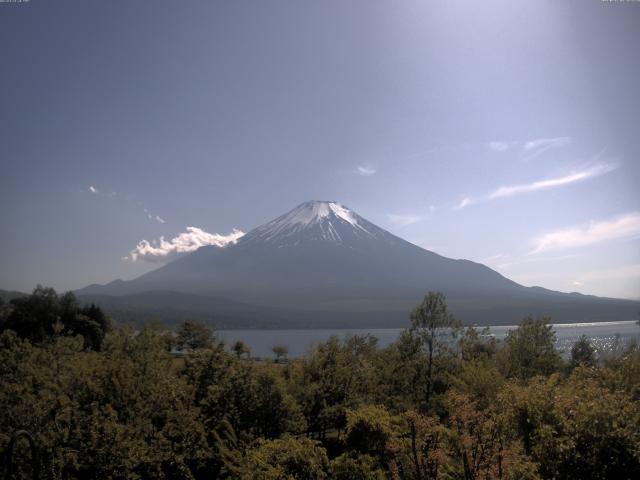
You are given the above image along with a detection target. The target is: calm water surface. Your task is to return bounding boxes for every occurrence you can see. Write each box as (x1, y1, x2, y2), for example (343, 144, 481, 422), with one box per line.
(218, 321, 640, 359)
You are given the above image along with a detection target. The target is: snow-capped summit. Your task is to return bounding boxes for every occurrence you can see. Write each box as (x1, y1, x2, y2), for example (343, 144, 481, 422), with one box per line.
(238, 200, 390, 247)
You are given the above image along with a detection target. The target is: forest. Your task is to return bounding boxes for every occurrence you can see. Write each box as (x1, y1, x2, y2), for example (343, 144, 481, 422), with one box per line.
(0, 287, 639, 479)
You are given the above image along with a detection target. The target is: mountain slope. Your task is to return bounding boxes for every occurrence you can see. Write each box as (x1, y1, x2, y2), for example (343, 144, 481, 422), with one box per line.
(77, 201, 640, 327)
(0, 289, 29, 303)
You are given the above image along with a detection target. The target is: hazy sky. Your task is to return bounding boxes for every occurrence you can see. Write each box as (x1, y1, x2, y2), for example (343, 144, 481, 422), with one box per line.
(1, 0, 639, 299)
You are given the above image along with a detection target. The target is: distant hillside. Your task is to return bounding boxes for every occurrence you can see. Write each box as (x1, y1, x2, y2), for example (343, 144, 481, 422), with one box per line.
(76, 291, 302, 329)
(0, 289, 28, 302)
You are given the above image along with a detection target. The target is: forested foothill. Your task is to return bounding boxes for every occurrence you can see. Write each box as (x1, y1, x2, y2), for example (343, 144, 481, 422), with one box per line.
(1, 288, 639, 479)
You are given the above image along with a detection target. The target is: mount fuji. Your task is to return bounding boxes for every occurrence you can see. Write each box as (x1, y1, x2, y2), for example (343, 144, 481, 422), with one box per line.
(77, 201, 640, 328)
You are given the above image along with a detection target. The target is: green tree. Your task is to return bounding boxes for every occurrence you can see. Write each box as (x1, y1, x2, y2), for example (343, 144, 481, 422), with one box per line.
(598, 342, 640, 401)
(548, 369, 640, 479)
(3, 285, 60, 342)
(500, 316, 561, 380)
(0, 297, 10, 330)
(4, 287, 639, 480)
(376, 330, 427, 409)
(570, 335, 595, 369)
(0, 327, 210, 479)
(500, 369, 640, 479)
(330, 453, 386, 480)
(232, 340, 250, 359)
(175, 319, 214, 352)
(345, 405, 394, 462)
(272, 344, 289, 363)
(2, 286, 109, 350)
(446, 390, 540, 480)
(409, 292, 460, 408)
(458, 326, 497, 362)
(449, 327, 503, 410)
(184, 347, 302, 444)
(387, 410, 447, 480)
(295, 335, 377, 440)
(236, 437, 330, 480)
(251, 368, 305, 438)
(450, 357, 504, 410)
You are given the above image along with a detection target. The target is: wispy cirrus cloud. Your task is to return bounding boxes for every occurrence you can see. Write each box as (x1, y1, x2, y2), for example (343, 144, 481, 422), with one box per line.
(522, 136, 571, 161)
(488, 163, 615, 200)
(125, 227, 245, 262)
(524, 136, 571, 151)
(355, 164, 377, 176)
(486, 136, 569, 158)
(531, 212, 640, 254)
(455, 162, 616, 210)
(454, 197, 474, 210)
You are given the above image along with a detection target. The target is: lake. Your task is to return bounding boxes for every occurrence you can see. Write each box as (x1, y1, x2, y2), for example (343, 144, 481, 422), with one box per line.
(217, 321, 640, 359)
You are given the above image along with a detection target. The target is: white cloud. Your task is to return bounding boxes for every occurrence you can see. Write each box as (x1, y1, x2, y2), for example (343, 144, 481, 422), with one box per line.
(531, 212, 640, 254)
(488, 141, 509, 152)
(484, 136, 569, 159)
(88, 186, 98, 194)
(355, 164, 377, 176)
(572, 281, 584, 286)
(155, 215, 166, 224)
(126, 227, 245, 262)
(488, 163, 615, 200)
(386, 214, 423, 227)
(522, 136, 571, 161)
(455, 162, 615, 211)
(524, 136, 571, 150)
(454, 197, 474, 210)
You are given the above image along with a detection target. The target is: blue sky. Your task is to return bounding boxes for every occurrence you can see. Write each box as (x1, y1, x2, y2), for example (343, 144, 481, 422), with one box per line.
(1, 0, 639, 299)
